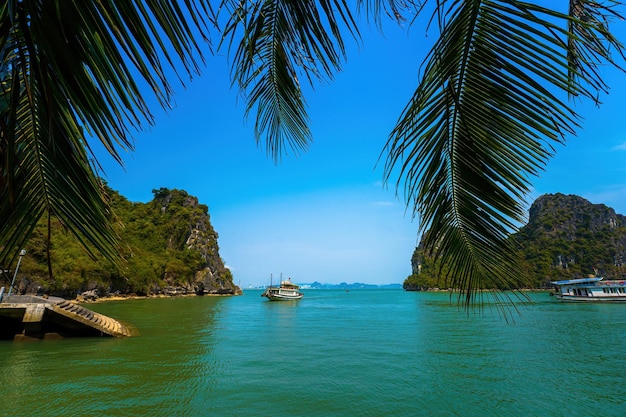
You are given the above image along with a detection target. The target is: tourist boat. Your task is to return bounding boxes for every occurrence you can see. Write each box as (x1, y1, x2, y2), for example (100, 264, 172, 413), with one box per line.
(550, 277, 626, 302)
(261, 276, 303, 301)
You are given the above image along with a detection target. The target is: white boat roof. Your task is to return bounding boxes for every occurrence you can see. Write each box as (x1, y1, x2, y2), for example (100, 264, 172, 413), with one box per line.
(551, 277, 603, 285)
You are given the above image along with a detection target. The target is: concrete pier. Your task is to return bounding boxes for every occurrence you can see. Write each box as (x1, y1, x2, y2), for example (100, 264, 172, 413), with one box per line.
(0, 294, 135, 340)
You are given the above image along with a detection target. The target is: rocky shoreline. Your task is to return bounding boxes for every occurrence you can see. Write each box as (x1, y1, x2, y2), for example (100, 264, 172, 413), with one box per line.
(78, 291, 241, 304)
(11, 270, 243, 303)
(75, 285, 242, 303)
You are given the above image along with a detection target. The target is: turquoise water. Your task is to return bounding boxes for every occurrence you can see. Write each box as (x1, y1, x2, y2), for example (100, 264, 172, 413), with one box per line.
(1, 290, 625, 416)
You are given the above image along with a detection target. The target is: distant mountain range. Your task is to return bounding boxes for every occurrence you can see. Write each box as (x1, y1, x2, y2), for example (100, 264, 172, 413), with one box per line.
(249, 282, 402, 290)
(304, 282, 402, 290)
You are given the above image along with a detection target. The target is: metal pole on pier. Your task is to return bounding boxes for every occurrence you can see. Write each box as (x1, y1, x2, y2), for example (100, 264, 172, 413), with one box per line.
(8, 249, 26, 297)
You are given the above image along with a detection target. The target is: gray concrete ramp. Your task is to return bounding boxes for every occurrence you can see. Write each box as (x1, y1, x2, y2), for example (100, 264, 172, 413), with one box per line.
(0, 295, 135, 340)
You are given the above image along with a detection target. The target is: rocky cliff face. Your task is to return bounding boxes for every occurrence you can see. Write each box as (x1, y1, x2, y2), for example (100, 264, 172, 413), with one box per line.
(146, 188, 241, 296)
(526, 193, 625, 240)
(403, 249, 427, 291)
(516, 193, 626, 281)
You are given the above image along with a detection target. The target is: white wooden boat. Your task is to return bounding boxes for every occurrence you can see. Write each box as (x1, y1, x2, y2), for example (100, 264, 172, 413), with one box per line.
(550, 277, 626, 302)
(261, 276, 303, 301)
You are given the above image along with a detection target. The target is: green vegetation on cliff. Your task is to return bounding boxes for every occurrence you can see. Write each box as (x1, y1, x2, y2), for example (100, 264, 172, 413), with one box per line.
(5, 187, 238, 299)
(404, 194, 626, 290)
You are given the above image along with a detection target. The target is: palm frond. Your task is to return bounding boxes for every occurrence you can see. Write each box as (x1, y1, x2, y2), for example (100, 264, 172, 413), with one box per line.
(567, 0, 626, 100)
(382, 0, 624, 311)
(0, 1, 213, 271)
(220, 0, 358, 162)
(357, 0, 427, 26)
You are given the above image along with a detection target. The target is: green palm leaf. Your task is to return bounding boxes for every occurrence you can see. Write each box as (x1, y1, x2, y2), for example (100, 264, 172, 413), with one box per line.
(0, 1, 212, 272)
(382, 0, 624, 310)
(567, 0, 625, 97)
(220, 0, 358, 162)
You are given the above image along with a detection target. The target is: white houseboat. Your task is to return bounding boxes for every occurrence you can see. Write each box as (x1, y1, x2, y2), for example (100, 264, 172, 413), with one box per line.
(550, 277, 626, 302)
(261, 276, 303, 301)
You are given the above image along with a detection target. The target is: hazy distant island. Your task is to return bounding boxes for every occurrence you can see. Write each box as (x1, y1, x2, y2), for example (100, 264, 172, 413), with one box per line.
(405, 193, 626, 291)
(248, 282, 402, 290)
(300, 282, 402, 290)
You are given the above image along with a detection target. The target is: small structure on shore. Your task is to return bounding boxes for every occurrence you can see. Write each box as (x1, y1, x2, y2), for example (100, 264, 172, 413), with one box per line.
(0, 290, 135, 341)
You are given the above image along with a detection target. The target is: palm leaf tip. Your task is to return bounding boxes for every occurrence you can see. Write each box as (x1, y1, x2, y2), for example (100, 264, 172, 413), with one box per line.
(221, 0, 358, 162)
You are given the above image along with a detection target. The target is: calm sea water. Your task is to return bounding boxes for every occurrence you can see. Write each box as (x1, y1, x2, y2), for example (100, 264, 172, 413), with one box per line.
(1, 289, 625, 416)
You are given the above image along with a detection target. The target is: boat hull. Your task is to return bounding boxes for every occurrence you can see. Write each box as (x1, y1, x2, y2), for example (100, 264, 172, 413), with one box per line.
(554, 294, 626, 302)
(265, 293, 303, 301)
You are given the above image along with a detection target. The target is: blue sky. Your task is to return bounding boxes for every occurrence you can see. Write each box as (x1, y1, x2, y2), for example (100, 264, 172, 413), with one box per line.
(94, 15, 626, 288)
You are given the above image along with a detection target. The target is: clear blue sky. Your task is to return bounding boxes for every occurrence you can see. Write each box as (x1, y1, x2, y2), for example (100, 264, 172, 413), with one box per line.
(93, 16, 626, 288)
